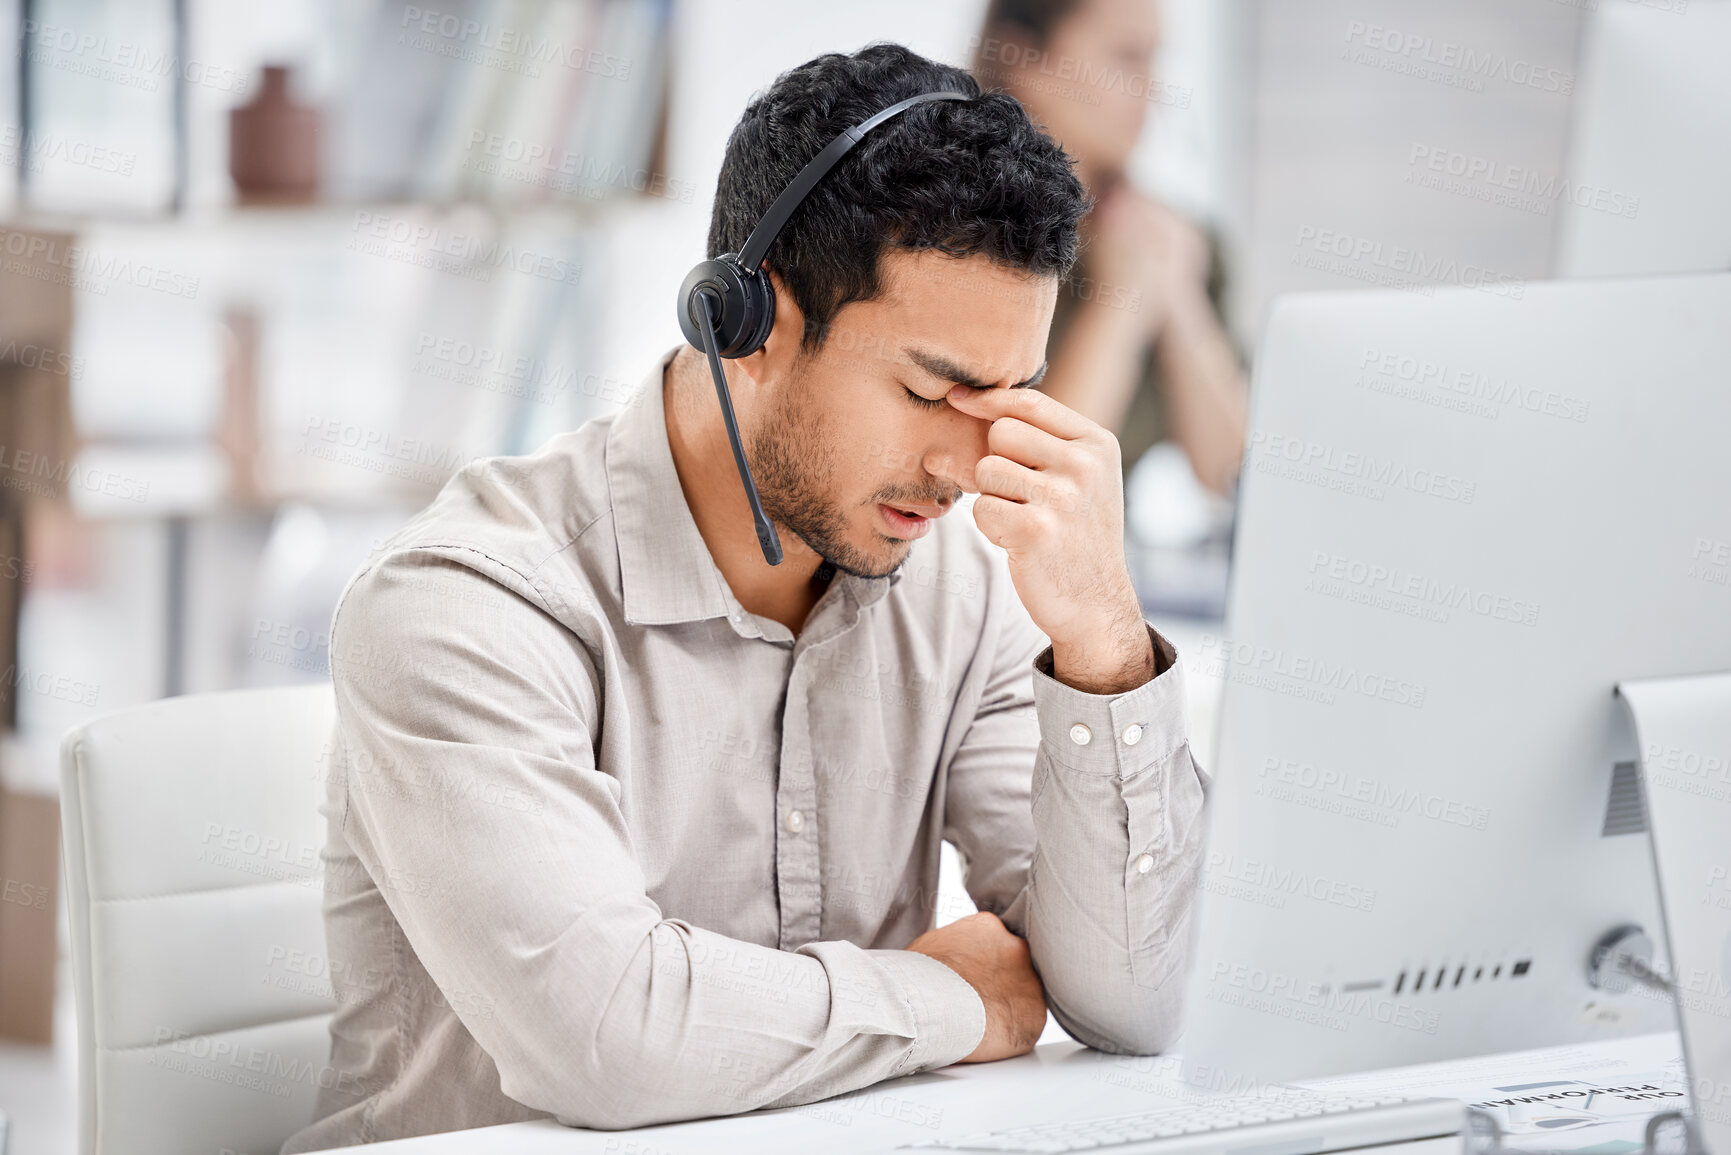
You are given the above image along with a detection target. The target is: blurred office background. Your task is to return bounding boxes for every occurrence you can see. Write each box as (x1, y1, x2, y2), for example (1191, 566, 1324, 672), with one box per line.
(0, 0, 1726, 1151)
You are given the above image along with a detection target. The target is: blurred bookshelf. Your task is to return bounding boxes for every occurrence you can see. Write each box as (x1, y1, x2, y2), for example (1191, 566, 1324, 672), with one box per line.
(0, 0, 692, 810)
(8, 0, 677, 216)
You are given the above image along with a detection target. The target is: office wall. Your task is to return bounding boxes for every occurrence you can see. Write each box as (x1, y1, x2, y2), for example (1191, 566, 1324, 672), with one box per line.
(1556, 0, 1731, 276)
(1232, 0, 1585, 344)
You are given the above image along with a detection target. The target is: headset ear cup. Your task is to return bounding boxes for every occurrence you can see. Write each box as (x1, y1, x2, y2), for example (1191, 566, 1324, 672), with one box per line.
(678, 255, 777, 358)
(738, 265, 776, 357)
(678, 258, 738, 353)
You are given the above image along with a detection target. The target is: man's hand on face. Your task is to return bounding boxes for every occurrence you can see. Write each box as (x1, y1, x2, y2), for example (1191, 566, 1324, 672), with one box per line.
(945, 384, 1155, 696)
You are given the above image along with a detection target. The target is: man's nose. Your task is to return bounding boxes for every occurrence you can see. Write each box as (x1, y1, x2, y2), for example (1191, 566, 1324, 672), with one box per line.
(923, 418, 990, 495)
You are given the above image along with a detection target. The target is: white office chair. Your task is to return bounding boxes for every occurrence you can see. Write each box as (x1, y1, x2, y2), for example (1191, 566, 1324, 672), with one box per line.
(59, 685, 339, 1155)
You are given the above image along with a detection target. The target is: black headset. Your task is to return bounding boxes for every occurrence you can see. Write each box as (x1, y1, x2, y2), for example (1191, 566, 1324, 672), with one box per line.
(676, 89, 970, 567)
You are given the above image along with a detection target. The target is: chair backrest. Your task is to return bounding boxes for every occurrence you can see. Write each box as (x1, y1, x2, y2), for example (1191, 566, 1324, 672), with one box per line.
(59, 684, 339, 1155)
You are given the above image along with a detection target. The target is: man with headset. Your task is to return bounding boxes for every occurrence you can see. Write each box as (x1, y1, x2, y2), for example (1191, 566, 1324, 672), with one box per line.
(284, 42, 1205, 1153)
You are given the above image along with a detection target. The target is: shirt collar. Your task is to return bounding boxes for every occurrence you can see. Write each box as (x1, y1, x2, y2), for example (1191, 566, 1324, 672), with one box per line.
(607, 346, 734, 626)
(605, 344, 901, 629)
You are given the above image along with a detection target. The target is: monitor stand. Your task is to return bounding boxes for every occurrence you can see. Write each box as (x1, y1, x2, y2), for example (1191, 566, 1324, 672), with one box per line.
(1618, 672, 1731, 1154)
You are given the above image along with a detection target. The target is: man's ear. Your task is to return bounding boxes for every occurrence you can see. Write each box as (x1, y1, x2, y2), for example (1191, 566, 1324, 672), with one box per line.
(736, 265, 803, 389)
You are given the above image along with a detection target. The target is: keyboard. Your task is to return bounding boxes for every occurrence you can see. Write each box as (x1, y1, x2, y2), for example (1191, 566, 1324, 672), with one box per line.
(898, 1088, 1466, 1154)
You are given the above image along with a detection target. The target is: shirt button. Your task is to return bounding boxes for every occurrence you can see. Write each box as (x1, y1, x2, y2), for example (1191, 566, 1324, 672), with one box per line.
(1069, 723, 1092, 746)
(785, 809, 804, 834)
(1122, 723, 1144, 746)
(1136, 854, 1154, 874)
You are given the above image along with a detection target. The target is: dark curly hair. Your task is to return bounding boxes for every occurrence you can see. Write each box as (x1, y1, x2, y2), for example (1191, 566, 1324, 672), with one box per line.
(706, 42, 1090, 354)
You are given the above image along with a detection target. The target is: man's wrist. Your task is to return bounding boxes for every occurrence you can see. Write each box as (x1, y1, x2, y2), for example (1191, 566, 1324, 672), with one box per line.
(1050, 609, 1158, 695)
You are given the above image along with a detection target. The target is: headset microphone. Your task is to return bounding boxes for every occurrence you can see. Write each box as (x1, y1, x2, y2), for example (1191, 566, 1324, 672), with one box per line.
(677, 89, 970, 566)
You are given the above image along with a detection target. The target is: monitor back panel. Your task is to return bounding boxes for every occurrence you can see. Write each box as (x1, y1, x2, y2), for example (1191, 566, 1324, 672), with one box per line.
(1181, 272, 1731, 1082)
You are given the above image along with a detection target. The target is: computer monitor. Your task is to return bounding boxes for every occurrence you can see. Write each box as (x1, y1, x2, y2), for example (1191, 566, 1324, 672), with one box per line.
(1177, 271, 1731, 1084)
(1555, 1, 1731, 278)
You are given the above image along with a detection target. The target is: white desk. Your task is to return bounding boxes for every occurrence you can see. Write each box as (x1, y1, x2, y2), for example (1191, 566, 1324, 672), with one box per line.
(320, 1031, 1684, 1154)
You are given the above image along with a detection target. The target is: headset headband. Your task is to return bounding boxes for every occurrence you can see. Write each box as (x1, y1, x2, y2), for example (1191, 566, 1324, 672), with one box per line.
(737, 90, 970, 273)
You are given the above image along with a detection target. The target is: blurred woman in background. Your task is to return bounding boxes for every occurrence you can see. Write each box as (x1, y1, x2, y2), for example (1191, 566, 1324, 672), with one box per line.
(972, 0, 1247, 496)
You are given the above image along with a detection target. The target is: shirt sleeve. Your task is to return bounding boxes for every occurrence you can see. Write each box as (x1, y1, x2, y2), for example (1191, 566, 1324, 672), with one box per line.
(329, 550, 986, 1131)
(942, 581, 1207, 1055)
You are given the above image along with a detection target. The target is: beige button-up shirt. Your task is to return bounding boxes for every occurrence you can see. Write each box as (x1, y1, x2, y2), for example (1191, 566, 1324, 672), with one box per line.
(282, 346, 1207, 1153)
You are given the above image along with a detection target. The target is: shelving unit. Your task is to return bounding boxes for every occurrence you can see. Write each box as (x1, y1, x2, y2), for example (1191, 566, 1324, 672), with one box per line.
(2, 0, 685, 763)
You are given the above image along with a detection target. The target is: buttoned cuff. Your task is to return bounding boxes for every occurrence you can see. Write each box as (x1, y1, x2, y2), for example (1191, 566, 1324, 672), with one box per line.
(1032, 623, 1187, 778)
(867, 948, 987, 1076)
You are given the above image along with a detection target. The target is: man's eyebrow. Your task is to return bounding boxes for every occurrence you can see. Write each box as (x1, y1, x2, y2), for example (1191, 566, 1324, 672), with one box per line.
(905, 347, 1047, 390)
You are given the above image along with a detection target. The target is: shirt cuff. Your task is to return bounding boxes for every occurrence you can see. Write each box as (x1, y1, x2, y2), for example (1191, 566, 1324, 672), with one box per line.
(867, 948, 987, 1076)
(1032, 623, 1187, 778)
